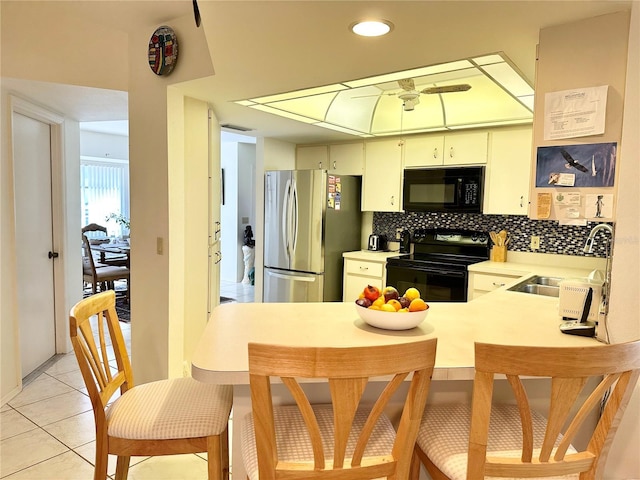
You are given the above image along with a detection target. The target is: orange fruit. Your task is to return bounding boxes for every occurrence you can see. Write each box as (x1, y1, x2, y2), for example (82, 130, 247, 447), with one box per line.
(387, 299, 402, 311)
(409, 298, 428, 312)
(372, 297, 385, 308)
(380, 303, 396, 312)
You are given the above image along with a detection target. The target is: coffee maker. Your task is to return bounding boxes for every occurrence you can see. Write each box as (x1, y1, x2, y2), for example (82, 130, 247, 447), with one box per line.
(399, 230, 411, 253)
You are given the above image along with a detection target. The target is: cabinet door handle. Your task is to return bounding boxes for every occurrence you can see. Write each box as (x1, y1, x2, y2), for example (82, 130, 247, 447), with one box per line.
(520, 195, 524, 208)
(318, 161, 322, 169)
(390, 195, 395, 206)
(359, 266, 369, 271)
(492, 282, 506, 287)
(449, 146, 455, 158)
(333, 161, 337, 170)
(433, 148, 438, 159)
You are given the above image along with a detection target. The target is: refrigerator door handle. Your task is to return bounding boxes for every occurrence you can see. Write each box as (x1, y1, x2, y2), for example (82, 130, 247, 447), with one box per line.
(266, 270, 316, 282)
(282, 178, 292, 262)
(291, 179, 299, 255)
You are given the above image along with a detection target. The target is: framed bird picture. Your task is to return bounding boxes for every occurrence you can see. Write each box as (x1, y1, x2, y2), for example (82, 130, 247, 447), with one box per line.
(535, 143, 617, 188)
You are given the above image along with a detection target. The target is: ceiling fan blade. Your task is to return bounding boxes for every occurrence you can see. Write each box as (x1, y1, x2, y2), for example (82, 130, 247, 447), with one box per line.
(192, 0, 201, 27)
(351, 92, 396, 99)
(398, 78, 415, 91)
(421, 84, 472, 94)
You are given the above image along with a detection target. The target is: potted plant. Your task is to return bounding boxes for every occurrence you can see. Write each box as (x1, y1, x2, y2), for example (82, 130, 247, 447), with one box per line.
(105, 213, 130, 241)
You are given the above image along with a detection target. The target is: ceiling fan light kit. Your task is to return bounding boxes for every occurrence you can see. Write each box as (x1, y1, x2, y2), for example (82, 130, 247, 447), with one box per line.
(235, 52, 534, 137)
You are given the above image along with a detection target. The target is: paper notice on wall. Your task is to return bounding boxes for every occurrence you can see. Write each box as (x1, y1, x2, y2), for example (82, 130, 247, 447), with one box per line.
(554, 192, 581, 205)
(536, 193, 552, 219)
(585, 193, 614, 219)
(544, 86, 608, 140)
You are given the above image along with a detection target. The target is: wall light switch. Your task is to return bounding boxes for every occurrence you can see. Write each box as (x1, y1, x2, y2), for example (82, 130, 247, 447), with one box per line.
(157, 237, 163, 255)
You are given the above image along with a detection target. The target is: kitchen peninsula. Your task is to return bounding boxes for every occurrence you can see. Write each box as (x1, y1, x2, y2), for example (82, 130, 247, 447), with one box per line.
(192, 287, 601, 479)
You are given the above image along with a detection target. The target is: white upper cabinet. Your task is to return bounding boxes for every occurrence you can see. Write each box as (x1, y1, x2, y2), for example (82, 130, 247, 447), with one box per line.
(404, 135, 445, 167)
(296, 145, 328, 170)
(362, 139, 403, 212)
(443, 131, 489, 165)
(404, 131, 488, 168)
(483, 126, 533, 215)
(329, 142, 364, 175)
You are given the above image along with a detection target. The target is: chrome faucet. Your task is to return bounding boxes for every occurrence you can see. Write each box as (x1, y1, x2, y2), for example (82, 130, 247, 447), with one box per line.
(583, 223, 613, 254)
(583, 223, 614, 343)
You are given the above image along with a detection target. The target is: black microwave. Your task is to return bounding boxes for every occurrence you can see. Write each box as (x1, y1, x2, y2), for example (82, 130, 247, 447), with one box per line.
(402, 166, 484, 213)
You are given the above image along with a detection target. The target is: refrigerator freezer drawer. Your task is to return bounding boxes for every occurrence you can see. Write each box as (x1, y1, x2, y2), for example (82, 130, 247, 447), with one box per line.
(263, 268, 324, 303)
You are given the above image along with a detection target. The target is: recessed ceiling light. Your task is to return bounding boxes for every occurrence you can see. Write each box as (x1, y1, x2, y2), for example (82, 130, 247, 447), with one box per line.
(350, 20, 393, 37)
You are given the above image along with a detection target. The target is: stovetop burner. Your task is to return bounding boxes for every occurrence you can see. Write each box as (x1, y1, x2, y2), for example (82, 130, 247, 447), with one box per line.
(387, 228, 490, 269)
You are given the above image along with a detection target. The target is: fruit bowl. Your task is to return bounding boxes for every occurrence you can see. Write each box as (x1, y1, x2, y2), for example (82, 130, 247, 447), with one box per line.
(355, 304, 429, 330)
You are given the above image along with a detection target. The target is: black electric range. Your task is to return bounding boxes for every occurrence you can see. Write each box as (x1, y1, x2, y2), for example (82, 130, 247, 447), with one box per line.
(386, 228, 490, 302)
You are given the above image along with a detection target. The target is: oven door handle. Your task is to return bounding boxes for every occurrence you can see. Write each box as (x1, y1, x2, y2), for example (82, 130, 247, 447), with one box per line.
(419, 268, 467, 278)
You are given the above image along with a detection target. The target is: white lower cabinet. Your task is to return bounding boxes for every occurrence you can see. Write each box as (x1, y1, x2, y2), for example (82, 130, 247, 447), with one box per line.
(468, 271, 523, 300)
(343, 257, 387, 302)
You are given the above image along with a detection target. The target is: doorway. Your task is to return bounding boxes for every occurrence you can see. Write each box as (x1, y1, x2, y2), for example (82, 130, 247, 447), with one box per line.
(11, 102, 63, 378)
(220, 132, 256, 303)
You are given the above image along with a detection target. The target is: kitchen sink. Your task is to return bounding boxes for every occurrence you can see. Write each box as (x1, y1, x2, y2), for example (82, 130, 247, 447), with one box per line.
(507, 275, 563, 297)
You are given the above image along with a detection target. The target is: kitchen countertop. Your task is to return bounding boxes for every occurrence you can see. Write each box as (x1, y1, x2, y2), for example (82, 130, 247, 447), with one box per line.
(469, 251, 607, 286)
(343, 250, 405, 261)
(192, 292, 600, 385)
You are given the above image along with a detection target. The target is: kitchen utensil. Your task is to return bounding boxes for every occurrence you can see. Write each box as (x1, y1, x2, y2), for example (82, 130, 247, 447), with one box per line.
(498, 230, 507, 246)
(489, 231, 499, 245)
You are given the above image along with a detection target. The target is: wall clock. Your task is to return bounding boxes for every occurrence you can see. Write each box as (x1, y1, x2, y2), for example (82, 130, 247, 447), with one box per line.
(148, 26, 178, 76)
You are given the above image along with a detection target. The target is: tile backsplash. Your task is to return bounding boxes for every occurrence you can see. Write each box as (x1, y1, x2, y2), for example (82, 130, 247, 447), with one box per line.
(373, 212, 613, 258)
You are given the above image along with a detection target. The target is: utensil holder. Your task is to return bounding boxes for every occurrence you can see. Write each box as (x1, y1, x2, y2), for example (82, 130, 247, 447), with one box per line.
(491, 245, 507, 262)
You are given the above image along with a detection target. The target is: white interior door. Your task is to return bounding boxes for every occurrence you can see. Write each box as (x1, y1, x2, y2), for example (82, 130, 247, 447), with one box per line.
(13, 112, 57, 378)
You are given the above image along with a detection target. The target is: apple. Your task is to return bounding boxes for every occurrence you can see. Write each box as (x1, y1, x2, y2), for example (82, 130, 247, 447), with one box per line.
(363, 285, 381, 301)
(355, 298, 372, 308)
(382, 286, 399, 303)
(398, 296, 411, 309)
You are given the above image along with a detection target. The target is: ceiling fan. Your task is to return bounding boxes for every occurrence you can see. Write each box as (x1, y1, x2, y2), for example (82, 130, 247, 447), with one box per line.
(356, 78, 472, 111)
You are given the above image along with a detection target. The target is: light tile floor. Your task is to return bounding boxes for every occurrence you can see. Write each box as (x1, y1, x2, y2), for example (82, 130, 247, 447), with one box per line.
(220, 279, 255, 304)
(1, 282, 253, 479)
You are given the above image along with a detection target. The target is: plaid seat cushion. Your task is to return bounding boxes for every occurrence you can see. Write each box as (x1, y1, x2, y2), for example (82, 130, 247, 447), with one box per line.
(241, 404, 397, 480)
(416, 403, 578, 480)
(106, 377, 232, 440)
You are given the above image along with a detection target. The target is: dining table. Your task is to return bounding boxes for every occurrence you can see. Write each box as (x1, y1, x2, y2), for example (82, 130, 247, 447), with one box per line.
(191, 294, 599, 479)
(90, 241, 131, 268)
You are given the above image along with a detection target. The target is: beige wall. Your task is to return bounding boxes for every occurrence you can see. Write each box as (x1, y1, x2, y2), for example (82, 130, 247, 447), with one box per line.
(530, 10, 630, 222)
(1, 2, 128, 90)
(606, 3, 640, 477)
(127, 13, 214, 383)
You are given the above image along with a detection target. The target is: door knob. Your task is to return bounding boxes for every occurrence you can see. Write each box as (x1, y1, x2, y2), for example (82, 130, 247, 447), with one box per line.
(48, 251, 59, 259)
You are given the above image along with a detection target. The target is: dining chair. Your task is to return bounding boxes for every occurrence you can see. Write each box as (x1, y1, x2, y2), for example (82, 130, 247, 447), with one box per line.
(410, 340, 640, 480)
(82, 234, 130, 297)
(241, 338, 438, 480)
(70, 290, 233, 480)
(82, 223, 128, 267)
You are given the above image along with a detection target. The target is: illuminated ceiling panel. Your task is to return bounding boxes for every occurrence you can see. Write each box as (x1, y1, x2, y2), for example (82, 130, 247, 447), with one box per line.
(235, 52, 534, 137)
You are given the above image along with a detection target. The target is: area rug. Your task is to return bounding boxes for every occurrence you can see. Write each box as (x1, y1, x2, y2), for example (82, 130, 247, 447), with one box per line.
(115, 296, 130, 323)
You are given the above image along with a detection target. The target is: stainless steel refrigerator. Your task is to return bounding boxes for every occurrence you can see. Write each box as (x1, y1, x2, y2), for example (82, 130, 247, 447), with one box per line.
(263, 170, 362, 302)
